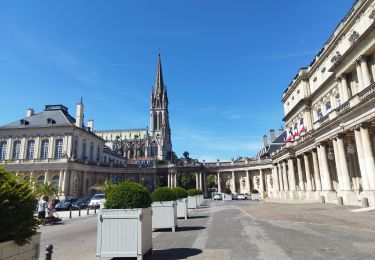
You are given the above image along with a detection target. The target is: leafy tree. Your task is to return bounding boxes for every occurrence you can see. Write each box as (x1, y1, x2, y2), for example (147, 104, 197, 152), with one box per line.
(34, 182, 59, 199)
(178, 173, 196, 190)
(207, 175, 216, 189)
(224, 187, 232, 194)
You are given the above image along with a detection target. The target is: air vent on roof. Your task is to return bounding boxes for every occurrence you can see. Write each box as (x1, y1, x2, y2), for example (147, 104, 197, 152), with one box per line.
(47, 118, 56, 124)
(20, 119, 29, 125)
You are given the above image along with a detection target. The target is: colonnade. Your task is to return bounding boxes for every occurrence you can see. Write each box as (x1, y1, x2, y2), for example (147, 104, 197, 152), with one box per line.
(272, 123, 375, 205)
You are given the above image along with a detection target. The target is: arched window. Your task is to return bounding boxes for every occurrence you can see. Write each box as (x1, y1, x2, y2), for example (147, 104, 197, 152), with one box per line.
(150, 141, 158, 157)
(51, 175, 59, 187)
(159, 113, 163, 129)
(153, 114, 157, 130)
(54, 139, 64, 158)
(26, 140, 35, 159)
(316, 109, 323, 120)
(12, 140, 21, 159)
(325, 101, 332, 113)
(335, 94, 341, 107)
(40, 139, 49, 159)
(0, 141, 7, 160)
(37, 175, 45, 183)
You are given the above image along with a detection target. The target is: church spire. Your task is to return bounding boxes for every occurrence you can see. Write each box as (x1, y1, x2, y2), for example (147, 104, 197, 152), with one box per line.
(154, 52, 164, 95)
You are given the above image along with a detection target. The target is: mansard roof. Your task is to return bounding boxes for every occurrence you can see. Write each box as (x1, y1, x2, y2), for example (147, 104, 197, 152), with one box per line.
(0, 105, 76, 129)
(256, 131, 286, 159)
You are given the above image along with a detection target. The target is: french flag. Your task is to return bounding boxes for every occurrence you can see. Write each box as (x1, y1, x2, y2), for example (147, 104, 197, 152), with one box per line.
(286, 131, 293, 142)
(299, 122, 306, 134)
(293, 126, 299, 138)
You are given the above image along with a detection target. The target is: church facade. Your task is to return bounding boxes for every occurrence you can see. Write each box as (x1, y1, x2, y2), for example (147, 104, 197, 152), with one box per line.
(95, 53, 173, 162)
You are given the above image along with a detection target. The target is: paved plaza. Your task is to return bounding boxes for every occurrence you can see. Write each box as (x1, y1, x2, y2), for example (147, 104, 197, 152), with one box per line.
(39, 200, 375, 260)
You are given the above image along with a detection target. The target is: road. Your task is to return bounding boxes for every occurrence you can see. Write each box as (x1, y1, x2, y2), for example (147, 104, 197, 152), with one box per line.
(39, 200, 375, 259)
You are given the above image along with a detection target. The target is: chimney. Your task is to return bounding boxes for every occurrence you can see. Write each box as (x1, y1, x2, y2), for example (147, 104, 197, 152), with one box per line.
(270, 129, 275, 142)
(263, 134, 268, 147)
(75, 101, 84, 128)
(278, 128, 283, 136)
(87, 119, 94, 131)
(26, 108, 34, 117)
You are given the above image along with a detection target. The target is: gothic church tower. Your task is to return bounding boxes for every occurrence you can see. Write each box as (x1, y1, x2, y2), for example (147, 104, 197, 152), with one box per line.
(148, 53, 172, 160)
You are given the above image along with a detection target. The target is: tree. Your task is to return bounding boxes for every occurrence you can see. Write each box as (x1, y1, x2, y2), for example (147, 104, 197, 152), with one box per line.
(178, 173, 196, 190)
(34, 182, 59, 199)
(207, 175, 216, 189)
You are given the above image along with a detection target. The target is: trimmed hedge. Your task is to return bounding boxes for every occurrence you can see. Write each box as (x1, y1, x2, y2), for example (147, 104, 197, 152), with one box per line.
(187, 189, 202, 196)
(223, 187, 232, 194)
(172, 187, 188, 199)
(151, 187, 177, 202)
(0, 168, 38, 245)
(251, 189, 259, 194)
(105, 182, 152, 209)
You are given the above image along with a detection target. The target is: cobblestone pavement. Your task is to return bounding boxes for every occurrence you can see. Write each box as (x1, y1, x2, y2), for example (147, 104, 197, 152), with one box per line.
(39, 200, 375, 260)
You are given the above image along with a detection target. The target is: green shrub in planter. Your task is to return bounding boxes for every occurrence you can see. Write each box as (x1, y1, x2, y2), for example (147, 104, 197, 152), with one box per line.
(172, 187, 188, 199)
(105, 182, 152, 209)
(224, 187, 232, 194)
(0, 168, 38, 245)
(251, 189, 259, 194)
(187, 189, 202, 196)
(151, 187, 177, 202)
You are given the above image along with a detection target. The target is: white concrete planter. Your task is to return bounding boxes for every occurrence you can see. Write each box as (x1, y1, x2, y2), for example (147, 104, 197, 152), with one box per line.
(251, 193, 260, 201)
(151, 201, 177, 232)
(223, 193, 233, 201)
(197, 195, 203, 205)
(188, 196, 198, 209)
(96, 208, 152, 260)
(176, 198, 188, 219)
(0, 232, 40, 260)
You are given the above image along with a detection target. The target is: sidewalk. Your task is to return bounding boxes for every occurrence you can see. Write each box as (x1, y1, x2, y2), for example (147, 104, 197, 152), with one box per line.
(264, 198, 319, 204)
(53, 208, 99, 220)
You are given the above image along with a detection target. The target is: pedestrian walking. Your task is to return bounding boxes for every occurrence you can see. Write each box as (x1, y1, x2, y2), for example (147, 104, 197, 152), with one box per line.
(37, 196, 48, 219)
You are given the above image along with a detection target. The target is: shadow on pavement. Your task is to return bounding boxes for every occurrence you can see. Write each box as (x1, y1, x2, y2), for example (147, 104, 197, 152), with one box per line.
(187, 215, 208, 219)
(146, 248, 202, 259)
(176, 226, 206, 232)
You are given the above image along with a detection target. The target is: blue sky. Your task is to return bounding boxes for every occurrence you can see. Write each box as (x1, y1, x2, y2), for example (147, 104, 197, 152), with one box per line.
(0, 0, 354, 161)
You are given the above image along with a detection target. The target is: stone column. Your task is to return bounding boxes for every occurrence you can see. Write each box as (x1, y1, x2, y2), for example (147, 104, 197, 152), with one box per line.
(62, 170, 67, 195)
(259, 169, 264, 195)
(312, 149, 322, 191)
(200, 172, 203, 190)
(196, 173, 199, 189)
(297, 157, 305, 191)
(360, 56, 371, 88)
(356, 60, 364, 91)
(174, 173, 177, 188)
(318, 144, 332, 191)
(168, 173, 171, 188)
(336, 136, 351, 190)
(282, 161, 288, 191)
(338, 75, 350, 101)
(354, 128, 370, 190)
(44, 170, 48, 184)
(83, 171, 87, 195)
(288, 159, 296, 191)
(303, 154, 313, 191)
(272, 165, 279, 191)
(217, 172, 221, 193)
(278, 163, 284, 191)
(58, 170, 63, 195)
(360, 125, 375, 190)
(231, 171, 236, 193)
(246, 170, 250, 193)
(332, 138, 344, 188)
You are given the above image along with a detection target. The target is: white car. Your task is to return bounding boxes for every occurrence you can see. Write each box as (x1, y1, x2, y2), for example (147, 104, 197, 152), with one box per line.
(237, 193, 248, 200)
(213, 192, 222, 200)
(89, 194, 105, 208)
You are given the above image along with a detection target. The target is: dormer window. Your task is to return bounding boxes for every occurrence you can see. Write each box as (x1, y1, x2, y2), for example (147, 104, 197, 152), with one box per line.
(20, 119, 29, 125)
(47, 118, 56, 124)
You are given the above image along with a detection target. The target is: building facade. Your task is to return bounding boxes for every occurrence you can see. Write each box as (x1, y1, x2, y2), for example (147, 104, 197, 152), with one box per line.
(270, 0, 375, 206)
(95, 53, 173, 162)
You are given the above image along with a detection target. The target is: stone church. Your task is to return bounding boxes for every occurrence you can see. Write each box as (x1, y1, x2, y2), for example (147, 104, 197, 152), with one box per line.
(95, 53, 173, 162)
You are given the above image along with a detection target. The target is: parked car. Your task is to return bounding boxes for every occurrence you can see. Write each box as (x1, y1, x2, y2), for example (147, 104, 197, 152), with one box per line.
(237, 193, 248, 200)
(232, 194, 238, 200)
(55, 198, 78, 211)
(213, 192, 222, 200)
(89, 194, 105, 208)
(71, 198, 90, 210)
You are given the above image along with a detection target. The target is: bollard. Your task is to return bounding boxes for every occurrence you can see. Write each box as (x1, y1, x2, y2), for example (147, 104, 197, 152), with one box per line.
(337, 196, 343, 206)
(78, 206, 81, 217)
(87, 207, 89, 215)
(320, 195, 325, 204)
(45, 244, 53, 260)
(69, 207, 72, 219)
(362, 197, 369, 208)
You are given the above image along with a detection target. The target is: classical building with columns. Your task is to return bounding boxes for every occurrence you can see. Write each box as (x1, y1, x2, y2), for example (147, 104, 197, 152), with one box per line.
(270, 0, 375, 206)
(0, 103, 125, 199)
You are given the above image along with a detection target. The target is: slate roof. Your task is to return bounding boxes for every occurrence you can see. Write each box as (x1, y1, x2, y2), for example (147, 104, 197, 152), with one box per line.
(0, 105, 76, 129)
(256, 131, 286, 159)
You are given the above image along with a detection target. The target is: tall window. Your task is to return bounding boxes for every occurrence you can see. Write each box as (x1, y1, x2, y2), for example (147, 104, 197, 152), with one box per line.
(82, 141, 86, 160)
(89, 143, 94, 161)
(73, 139, 78, 158)
(325, 101, 332, 113)
(335, 94, 341, 107)
(54, 139, 63, 158)
(26, 140, 35, 159)
(40, 139, 49, 159)
(0, 141, 7, 160)
(96, 146, 100, 162)
(150, 141, 158, 157)
(12, 140, 21, 159)
(317, 109, 323, 120)
(51, 175, 59, 187)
